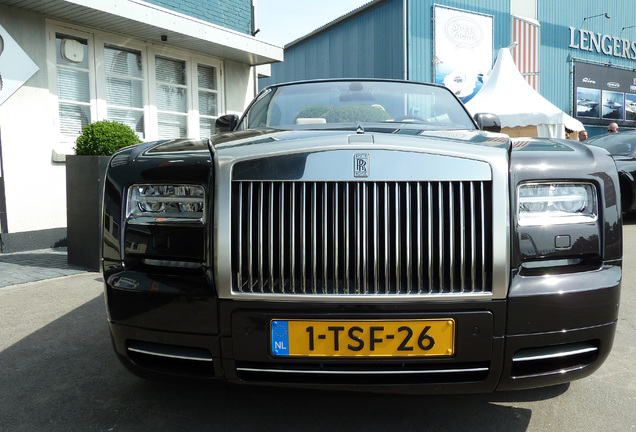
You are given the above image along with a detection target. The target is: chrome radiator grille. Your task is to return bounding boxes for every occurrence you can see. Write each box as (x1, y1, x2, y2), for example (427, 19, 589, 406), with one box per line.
(231, 181, 492, 296)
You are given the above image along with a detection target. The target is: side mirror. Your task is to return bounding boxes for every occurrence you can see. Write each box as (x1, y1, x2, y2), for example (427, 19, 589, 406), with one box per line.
(215, 114, 239, 133)
(474, 113, 501, 133)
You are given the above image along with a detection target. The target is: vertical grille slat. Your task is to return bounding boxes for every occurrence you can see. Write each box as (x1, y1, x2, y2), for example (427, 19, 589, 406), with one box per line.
(258, 183, 264, 293)
(232, 180, 492, 296)
(480, 182, 488, 293)
(301, 183, 307, 294)
(247, 183, 254, 292)
(373, 183, 379, 295)
(322, 183, 329, 294)
(279, 183, 285, 293)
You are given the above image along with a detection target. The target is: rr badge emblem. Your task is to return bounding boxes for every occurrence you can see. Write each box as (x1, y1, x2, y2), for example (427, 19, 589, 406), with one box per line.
(353, 153, 369, 178)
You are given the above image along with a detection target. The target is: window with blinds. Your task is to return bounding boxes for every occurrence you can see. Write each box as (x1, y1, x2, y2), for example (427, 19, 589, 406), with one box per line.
(56, 34, 91, 138)
(52, 26, 224, 142)
(104, 46, 145, 139)
(156, 56, 188, 139)
(198, 64, 219, 138)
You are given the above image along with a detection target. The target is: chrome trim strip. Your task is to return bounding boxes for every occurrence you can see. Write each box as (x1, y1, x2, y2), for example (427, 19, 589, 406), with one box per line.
(237, 367, 489, 375)
(513, 346, 598, 362)
(128, 347, 213, 362)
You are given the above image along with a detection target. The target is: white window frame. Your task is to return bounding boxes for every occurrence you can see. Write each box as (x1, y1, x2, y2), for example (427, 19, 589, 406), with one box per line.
(95, 34, 149, 139)
(47, 20, 225, 146)
(194, 58, 222, 139)
(47, 25, 97, 148)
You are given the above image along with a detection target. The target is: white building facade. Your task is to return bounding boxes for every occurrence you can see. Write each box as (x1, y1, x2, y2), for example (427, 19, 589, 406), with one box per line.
(0, 0, 282, 252)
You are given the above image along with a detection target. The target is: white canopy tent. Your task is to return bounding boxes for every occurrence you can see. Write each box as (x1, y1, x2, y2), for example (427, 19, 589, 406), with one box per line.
(465, 47, 583, 139)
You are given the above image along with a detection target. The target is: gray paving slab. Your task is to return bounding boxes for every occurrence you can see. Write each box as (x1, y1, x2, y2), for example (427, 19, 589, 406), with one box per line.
(0, 248, 89, 288)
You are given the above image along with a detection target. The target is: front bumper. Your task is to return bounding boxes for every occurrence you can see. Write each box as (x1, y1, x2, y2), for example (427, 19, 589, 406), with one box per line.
(105, 264, 620, 394)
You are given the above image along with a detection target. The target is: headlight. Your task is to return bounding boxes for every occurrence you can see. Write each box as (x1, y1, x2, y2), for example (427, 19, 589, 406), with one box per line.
(126, 184, 205, 223)
(518, 182, 597, 226)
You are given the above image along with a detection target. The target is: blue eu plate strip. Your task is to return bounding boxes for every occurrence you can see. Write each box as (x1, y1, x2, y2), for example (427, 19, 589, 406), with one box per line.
(271, 320, 289, 356)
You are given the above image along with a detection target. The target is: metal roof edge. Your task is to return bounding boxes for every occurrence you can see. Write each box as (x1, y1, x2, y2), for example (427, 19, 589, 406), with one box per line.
(2, 0, 284, 65)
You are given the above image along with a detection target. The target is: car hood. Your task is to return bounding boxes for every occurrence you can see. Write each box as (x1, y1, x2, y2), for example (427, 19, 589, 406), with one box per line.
(209, 128, 512, 154)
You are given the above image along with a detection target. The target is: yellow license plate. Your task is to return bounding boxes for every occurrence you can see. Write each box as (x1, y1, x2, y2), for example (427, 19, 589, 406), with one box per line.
(270, 319, 455, 357)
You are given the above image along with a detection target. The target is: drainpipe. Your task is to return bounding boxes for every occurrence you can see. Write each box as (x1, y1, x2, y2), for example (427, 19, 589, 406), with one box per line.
(403, 0, 408, 80)
(252, 0, 259, 97)
(0, 128, 7, 252)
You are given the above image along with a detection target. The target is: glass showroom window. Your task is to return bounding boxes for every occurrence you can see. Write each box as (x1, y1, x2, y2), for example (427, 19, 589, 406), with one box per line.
(198, 64, 219, 138)
(104, 45, 145, 139)
(55, 34, 91, 139)
(156, 56, 188, 139)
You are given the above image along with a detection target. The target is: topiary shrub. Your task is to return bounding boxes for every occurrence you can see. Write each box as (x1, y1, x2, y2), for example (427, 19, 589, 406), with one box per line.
(324, 105, 391, 123)
(296, 105, 332, 120)
(75, 120, 142, 156)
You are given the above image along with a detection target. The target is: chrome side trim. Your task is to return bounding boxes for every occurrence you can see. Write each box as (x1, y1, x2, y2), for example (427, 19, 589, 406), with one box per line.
(513, 346, 598, 363)
(236, 367, 489, 375)
(128, 347, 213, 362)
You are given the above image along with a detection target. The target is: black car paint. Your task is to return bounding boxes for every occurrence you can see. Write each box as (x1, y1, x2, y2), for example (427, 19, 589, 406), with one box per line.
(102, 128, 621, 393)
(586, 131, 636, 212)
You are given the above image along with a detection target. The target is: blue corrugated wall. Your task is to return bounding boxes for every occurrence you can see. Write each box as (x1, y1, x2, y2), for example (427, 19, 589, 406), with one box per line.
(261, 0, 405, 87)
(143, 0, 252, 34)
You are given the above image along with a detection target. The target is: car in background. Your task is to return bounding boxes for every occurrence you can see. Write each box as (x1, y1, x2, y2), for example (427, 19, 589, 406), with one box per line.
(102, 79, 622, 394)
(586, 131, 636, 212)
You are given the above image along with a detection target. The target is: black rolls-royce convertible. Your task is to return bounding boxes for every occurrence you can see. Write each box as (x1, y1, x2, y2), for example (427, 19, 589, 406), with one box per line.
(102, 79, 622, 393)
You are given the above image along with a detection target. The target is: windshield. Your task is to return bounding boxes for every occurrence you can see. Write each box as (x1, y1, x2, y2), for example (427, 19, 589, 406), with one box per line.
(587, 133, 636, 157)
(238, 80, 476, 132)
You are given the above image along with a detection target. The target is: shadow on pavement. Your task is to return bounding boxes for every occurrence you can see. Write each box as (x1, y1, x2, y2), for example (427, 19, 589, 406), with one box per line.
(0, 295, 576, 432)
(0, 251, 83, 270)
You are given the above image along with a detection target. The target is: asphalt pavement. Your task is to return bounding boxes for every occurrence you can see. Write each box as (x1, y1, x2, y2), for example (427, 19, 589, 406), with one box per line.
(1, 236, 634, 431)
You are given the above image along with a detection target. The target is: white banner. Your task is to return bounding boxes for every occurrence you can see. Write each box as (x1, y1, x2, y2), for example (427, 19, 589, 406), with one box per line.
(433, 5, 493, 103)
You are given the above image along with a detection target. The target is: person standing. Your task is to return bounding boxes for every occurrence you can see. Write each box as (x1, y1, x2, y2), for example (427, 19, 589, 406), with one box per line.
(608, 123, 619, 133)
(579, 130, 588, 141)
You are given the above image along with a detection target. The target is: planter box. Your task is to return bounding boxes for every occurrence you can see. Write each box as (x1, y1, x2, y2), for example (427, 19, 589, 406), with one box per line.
(66, 155, 110, 271)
